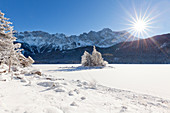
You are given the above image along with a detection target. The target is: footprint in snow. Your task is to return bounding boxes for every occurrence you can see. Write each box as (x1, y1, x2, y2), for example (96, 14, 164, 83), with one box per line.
(74, 89, 80, 94)
(55, 88, 65, 92)
(81, 97, 86, 100)
(70, 102, 78, 106)
(68, 91, 74, 96)
(120, 106, 127, 112)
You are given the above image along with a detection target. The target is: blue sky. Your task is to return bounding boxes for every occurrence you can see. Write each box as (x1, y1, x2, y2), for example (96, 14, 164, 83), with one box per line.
(0, 0, 170, 37)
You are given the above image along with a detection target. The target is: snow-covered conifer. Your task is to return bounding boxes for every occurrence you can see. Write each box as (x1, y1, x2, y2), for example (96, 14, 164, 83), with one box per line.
(0, 11, 34, 72)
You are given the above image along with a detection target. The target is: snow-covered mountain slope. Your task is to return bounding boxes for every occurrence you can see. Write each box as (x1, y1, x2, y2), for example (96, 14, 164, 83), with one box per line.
(15, 32, 170, 64)
(15, 28, 138, 53)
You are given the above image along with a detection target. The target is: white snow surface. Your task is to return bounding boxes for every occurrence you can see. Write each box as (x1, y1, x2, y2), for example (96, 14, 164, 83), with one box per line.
(0, 64, 170, 113)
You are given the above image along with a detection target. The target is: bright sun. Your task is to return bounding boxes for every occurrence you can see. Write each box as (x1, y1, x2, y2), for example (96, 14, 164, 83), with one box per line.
(124, 6, 158, 39)
(126, 13, 152, 38)
(133, 19, 146, 32)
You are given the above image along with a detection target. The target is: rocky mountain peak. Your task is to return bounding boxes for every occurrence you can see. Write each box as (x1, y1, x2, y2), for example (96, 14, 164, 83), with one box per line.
(15, 28, 138, 54)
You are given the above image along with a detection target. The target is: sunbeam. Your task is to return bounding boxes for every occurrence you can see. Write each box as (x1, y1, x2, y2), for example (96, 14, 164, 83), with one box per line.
(122, 2, 161, 40)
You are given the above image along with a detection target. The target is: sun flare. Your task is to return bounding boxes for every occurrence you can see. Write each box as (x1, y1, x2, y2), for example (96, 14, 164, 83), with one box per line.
(126, 13, 152, 39)
(133, 19, 146, 32)
(124, 6, 159, 39)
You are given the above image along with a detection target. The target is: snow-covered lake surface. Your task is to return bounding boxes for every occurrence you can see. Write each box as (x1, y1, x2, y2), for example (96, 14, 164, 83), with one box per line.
(34, 64, 170, 100)
(0, 64, 170, 113)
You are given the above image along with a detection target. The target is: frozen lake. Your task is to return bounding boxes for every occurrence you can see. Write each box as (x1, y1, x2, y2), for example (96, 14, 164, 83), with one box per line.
(1, 64, 170, 113)
(33, 64, 170, 100)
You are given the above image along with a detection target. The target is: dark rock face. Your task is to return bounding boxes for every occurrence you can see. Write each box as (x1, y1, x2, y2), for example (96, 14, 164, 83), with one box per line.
(16, 31, 170, 64)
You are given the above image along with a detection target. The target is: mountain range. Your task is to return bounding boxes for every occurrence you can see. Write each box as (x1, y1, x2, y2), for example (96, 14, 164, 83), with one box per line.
(14, 28, 170, 64)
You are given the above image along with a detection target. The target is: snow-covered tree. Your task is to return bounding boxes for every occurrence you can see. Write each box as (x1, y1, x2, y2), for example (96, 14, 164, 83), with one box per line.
(81, 46, 108, 67)
(81, 51, 93, 66)
(0, 11, 34, 72)
(19, 55, 34, 67)
(91, 46, 108, 66)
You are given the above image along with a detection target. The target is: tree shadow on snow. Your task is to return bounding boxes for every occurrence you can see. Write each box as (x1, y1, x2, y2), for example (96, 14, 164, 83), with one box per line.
(47, 66, 114, 72)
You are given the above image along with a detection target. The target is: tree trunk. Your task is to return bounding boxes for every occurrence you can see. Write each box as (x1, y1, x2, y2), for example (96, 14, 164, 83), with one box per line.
(8, 55, 12, 73)
(8, 57, 11, 73)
